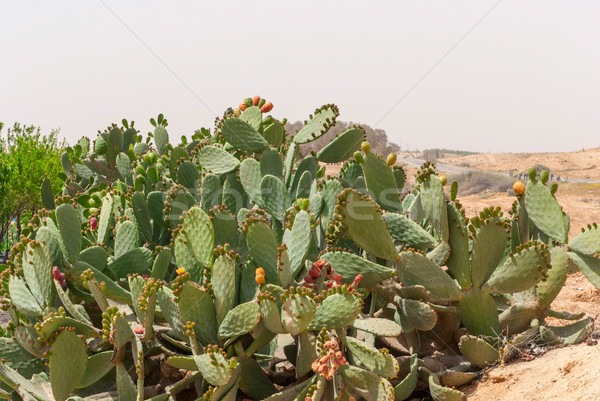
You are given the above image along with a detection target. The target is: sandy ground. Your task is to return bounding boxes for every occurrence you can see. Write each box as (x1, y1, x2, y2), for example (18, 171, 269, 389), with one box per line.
(439, 148, 600, 180)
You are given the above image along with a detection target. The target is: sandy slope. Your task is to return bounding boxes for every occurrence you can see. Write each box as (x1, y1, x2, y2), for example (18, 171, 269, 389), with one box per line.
(438, 148, 600, 180)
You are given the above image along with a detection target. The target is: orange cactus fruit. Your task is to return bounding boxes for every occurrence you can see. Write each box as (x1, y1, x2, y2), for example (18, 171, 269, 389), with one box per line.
(513, 181, 525, 195)
(252, 96, 261, 106)
(261, 102, 273, 113)
(239, 103, 247, 111)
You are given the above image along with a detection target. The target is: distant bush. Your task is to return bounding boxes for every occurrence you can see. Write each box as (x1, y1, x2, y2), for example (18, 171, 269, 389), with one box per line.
(450, 171, 514, 195)
(422, 148, 480, 157)
(531, 163, 550, 172)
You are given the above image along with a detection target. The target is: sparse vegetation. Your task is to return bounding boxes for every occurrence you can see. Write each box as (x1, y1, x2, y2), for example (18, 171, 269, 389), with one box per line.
(450, 170, 515, 195)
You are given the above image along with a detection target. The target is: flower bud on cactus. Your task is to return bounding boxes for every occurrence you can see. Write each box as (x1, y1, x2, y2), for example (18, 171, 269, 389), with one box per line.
(440, 175, 447, 186)
(528, 168, 537, 181)
(143, 153, 154, 165)
(361, 141, 371, 153)
(513, 181, 525, 196)
(52, 266, 66, 289)
(260, 102, 273, 113)
(258, 98, 266, 108)
(297, 198, 310, 210)
(550, 183, 558, 195)
(239, 103, 247, 111)
(386, 153, 397, 166)
(244, 98, 253, 107)
(252, 96, 261, 106)
(90, 217, 98, 231)
(233, 108, 241, 117)
(354, 151, 364, 163)
(541, 170, 549, 184)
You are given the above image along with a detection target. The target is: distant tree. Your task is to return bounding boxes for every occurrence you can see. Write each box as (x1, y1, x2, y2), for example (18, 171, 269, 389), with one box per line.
(285, 121, 400, 159)
(0, 123, 65, 247)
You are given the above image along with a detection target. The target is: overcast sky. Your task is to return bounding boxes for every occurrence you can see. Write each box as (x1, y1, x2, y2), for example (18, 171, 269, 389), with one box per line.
(2, 1, 599, 152)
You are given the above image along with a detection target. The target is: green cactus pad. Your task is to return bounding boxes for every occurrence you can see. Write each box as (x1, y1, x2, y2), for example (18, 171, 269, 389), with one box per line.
(239, 355, 277, 399)
(394, 354, 419, 401)
(458, 288, 500, 338)
(340, 190, 398, 260)
(308, 291, 361, 330)
(539, 325, 563, 346)
(320, 251, 395, 290)
(351, 318, 402, 337)
(428, 374, 465, 401)
(362, 152, 402, 212)
(77, 351, 114, 389)
(96, 194, 114, 244)
(440, 366, 479, 388)
(260, 147, 284, 178)
(427, 241, 451, 266)
(55, 203, 82, 261)
(246, 220, 279, 284)
(178, 161, 200, 192)
(260, 175, 291, 220)
(179, 282, 219, 346)
(197, 145, 240, 175)
(239, 260, 259, 304)
(470, 219, 508, 288)
(484, 244, 550, 293)
(212, 252, 237, 323)
(316, 126, 365, 163)
(54, 280, 91, 323)
(396, 251, 462, 303)
(569, 226, 600, 255)
(283, 141, 298, 187)
(397, 299, 437, 332)
(218, 301, 261, 339)
(0, 362, 52, 400)
(458, 335, 499, 367)
(78, 245, 108, 270)
(384, 212, 438, 249)
(535, 247, 568, 309)
(183, 206, 215, 269)
(154, 125, 169, 154)
(8, 275, 42, 316)
(346, 337, 399, 378)
(240, 158, 264, 206)
(446, 203, 472, 288)
(151, 246, 172, 280)
(293, 104, 339, 144)
(167, 355, 198, 371)
(68, 261, 131, 304)
(263, 121, 284, 148)
(0, 337, 45, 380)
(194, 351, 235, 387)
(567, 252, 600, 289)
(524, 180, 568, 243)
(108, 247, 154, 278)
(35, 226, 64, 268)
(50, 330, 88, 401)
(294, 170, 313, 200)
(260, 297, 285, 334)
(498, 303, 540, 336)
(281, 293, 317, 335)
(320, 179, 344, 227)
(290, 156, 319, 197)
(419, 174, 449, 241)
(22, 242, 53, 307)
(338, 365, 395, 401)
(157, 286, 186, 339)
(114, 220, 139, 258)
(544, 317, 593, 345)
(284, 210, 312, 278)
(174, 234, 203, 282)
(221, 117, 269, 152)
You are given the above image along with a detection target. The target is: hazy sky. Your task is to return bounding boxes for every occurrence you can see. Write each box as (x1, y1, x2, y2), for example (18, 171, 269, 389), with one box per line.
(2, 1, 599, 152)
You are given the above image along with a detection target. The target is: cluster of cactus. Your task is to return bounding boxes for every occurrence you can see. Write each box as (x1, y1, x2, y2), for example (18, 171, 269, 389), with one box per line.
(1, 97, 599, 401)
